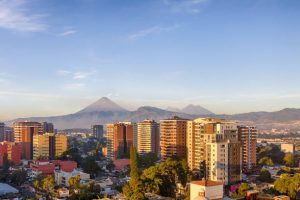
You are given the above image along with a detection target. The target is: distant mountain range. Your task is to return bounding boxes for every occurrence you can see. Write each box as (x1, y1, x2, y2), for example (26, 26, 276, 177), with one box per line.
(6, 97, 300, 130)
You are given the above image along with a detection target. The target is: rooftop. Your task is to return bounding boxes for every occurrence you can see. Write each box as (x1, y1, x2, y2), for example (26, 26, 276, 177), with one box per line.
(191, 180, 223, 187)
(0, 183, 19, 195)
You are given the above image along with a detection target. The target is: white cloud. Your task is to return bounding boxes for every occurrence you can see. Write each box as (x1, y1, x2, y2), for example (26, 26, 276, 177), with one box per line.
(60, 29, 77, 36)
(128, 24, 179, 40)
(163, 0, 209, 14)
(57, 69, 96, 80)
(0, 0, 47, 32)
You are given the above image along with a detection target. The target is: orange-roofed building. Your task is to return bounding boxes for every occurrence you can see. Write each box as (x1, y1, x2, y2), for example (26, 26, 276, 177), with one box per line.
(190, 180, 224, 200)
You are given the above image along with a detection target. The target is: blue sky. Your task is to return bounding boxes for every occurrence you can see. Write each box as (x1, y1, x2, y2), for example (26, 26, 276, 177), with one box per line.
(0, 0, 300, 120)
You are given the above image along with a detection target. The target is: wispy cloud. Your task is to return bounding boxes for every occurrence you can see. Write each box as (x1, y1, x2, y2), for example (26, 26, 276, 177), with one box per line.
(0, 0, 47, 32)
(163, 0, 209, 14)
(128, 24, 179, 40)
(57, 69, 96, 80)
(60, 29, 77, 36)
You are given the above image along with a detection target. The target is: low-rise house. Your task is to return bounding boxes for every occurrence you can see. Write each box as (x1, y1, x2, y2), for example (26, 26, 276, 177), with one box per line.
(55, 169, 90, 186)
(190, 180, 224, 200)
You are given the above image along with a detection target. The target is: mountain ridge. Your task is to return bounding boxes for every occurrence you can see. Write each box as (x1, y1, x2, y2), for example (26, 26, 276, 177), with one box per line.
(5, 97, 300, 130)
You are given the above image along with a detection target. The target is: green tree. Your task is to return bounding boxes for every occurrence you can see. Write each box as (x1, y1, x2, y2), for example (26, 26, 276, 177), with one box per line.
(68, 175, 81, 190)
(274, 174, 300, 199)
(238, 183, 251, 197)
(81, 155, 101, 178)
(123, 147, 147, 200)
(257, 169, 273, 183)
(284, 153, 294, 167)
(58, 147, 82, 165)
(41, 175, 55, 191)
(69, 181, 101, 200)
(259, 157, 274, 166)
(10, 169, 27, 186)
(2, 153, 10, 173)
(138, 152, 159, 168)
(140, 158, 189, 198)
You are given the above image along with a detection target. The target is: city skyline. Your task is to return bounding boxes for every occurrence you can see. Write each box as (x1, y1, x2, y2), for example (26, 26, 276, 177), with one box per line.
(0, 0, 300, 120)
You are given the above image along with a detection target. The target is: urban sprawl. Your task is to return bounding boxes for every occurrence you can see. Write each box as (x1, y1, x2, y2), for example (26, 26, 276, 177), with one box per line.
(0, 117, 298, 200)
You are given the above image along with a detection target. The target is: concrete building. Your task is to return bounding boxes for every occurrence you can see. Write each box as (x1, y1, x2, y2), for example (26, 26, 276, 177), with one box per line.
(33, 133, 67, 160)
(160, 116, 188, 161)
(13, 121, 43, 160)
(55, 169, 90, 186)
(92, 125, 104, 140)
(190, 180, 223, 200)
(4, 127, 14, 142)
(106, 122, 134, 160)
(0, 123, 4, 142)
(0, 142, 22, 165)
(238, 126, 257, 173)
(281, 143, 295, 154)
(42, 122, 54, 133)
(187, 118, 242, 185)
(136, 120, 160, 156)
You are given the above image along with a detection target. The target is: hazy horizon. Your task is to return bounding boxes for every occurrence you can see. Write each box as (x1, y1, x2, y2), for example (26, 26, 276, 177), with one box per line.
(0, 0, 300, 120)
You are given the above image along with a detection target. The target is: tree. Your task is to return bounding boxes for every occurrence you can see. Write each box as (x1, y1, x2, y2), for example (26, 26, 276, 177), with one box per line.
(10, 169, 27, 186)
(81, 156, 101, 178)
(69, 175, 81, 190)
(274, 174, 300, 199)
(58, 147, 82, 165)
(138, 152, 159, 168)
(257, 169, 273, 183)
(259, 157, 274, 166)
(69, 181, 101, 200)
(123, 147, 147, 200)
(2, 153, 10, 173)
(139, 158, 189, 198)
(238, 183, 251, 197)
(41, 175, 55, 191)
(284, 153, 294, 167)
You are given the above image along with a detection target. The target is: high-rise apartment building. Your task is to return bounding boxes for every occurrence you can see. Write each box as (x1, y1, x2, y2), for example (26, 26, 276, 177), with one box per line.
(33, 133, 67, 160)
(42, 122, 54, 133)
(187, 118, 241, 185)
(92, 125, 104, 140)
(4, 127, 14, 142)
(160, 116, 188, 161)
(0, 123, 4, 142)
(238, 126, 257, 173)
(106, 122, 134, 160)
(0, 142, 22, 166)
(136, 120, 160, 156)
(13, 122, 43, 160)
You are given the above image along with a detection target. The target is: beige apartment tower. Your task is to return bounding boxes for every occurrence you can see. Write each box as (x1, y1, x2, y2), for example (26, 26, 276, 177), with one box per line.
(187, 118, 242, 185)
(238, 126, 257, 173)
(33, 133, 67, 160)
(136, 120, 159, 156)
(160, 116, 188, 161)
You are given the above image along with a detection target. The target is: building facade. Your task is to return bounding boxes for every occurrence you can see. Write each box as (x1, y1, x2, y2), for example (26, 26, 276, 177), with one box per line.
(13, 122, 43, 160)
(106, 122, 134, 160)
(33, 133, 67, 160)
(0, 123, 4, 142)
(136, 120, 160, 156)
(0, 142, 21, 166)
(187, 118, 242, 185)
(42, 122, 54, 133)
(190, 180, 224, 200)
(160, 116, 188, 161)
(92, 125, 104, 140)
(238, 126, 257, 173)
